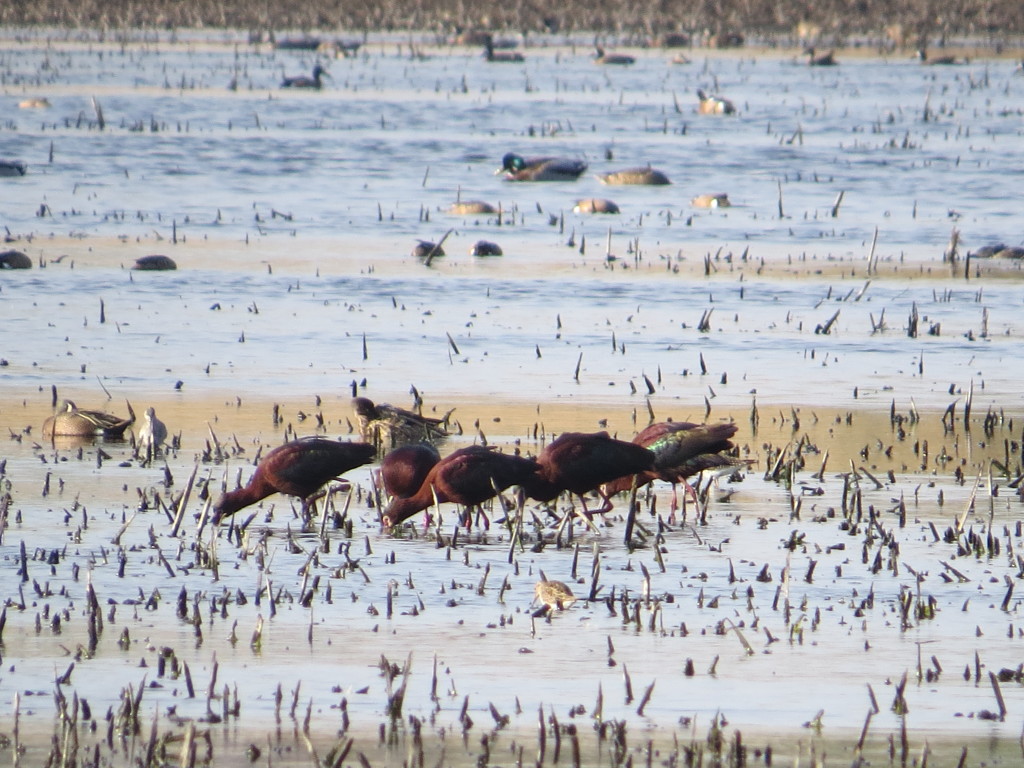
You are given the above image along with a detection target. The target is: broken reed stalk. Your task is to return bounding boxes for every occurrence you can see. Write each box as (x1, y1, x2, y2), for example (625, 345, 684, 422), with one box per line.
(423, 228, 454, 267)
(169, 463, 199, 538)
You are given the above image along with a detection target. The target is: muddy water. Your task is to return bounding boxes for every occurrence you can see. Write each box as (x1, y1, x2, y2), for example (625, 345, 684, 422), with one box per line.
(2, 31, 1024, 767)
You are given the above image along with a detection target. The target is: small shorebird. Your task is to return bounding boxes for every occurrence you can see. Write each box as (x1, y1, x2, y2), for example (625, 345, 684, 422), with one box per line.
(534, 578, 577, 613)
(137, 406, 168, 460)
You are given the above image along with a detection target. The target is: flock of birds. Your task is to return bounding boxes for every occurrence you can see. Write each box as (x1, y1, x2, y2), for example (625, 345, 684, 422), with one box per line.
(207, 396, 742, 532)
(39, 396, 743, 540)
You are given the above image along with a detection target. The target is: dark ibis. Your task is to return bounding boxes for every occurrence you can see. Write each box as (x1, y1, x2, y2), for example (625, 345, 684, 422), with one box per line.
(212, 437, 374, 522)
(382, 445, 538, 527)
(602, 421, 742, 509)
(522, 431, 655, 516)
(379, 442, 441, 499)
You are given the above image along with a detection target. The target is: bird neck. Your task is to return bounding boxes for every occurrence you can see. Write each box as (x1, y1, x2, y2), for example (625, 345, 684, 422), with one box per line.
(216, 477, 273, 518)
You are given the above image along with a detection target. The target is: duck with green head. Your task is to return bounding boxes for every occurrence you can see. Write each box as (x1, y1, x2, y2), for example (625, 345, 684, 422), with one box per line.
(497, 153, 587, 181)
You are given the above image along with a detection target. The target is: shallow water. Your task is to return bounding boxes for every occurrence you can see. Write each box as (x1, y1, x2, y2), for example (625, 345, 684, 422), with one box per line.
(2, 32, 1024, 767)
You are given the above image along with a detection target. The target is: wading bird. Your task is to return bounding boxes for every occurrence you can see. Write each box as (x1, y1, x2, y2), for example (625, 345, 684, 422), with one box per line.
(382, 445, 538, 527)
(212, 437, 374, 522)
(379, 442, 441, 499)
(602, 421, 742, 510)
(137, 406, 168, 459)
(522, 431, 655, 516)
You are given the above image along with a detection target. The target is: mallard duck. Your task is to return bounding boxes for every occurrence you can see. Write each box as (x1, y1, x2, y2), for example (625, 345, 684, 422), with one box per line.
(43, 400, 135, 439)
(596, 167, 671, 185)
(0, 160, 28, 177)
(132, 255, 177, 270)
(352, 397, 452, 452)
(448, 200, 497, 215)
(691, 193, 731, 208)
(916, 48, 965, 65)
(697, 89, 736, 115)
(0, 249, 32, 269)
(483, 37, 524, 62)
(411, 240, 445, 259)
(281, 64, 329, 89)
(469, 240, 503, 256)
(971, 243, 1006, 258)
(573, 198, 620, 214)
(593, 46, 635, 65)
(805, 47, 837, 66)
(497, 153, 588, 182)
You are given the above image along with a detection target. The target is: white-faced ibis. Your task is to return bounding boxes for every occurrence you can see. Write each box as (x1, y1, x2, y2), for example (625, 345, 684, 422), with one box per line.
(522, 431, 655, 516)
(379, 442, 441, 499)
(212, 437, 374, 523)
(352, 397, 451, 451)
(382, 445, 539, 527)
(602, 421, 742, 509)
(43, 400, 135, 438)
(496, 153, 588, 182)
